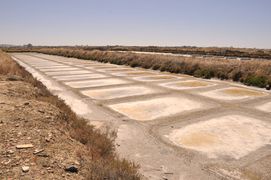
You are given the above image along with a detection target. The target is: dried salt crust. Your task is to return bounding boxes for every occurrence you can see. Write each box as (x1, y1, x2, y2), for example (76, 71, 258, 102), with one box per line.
(53, 74, 107, 81)
(160, 80, 215, 90)
(167, 115, 271, 159)
(34, 65, 71, 69)
(112, 71, 156, 77)
(109, 97, 203, 121)
(200, 87, 267, 100)
(256, 102, 271, 113)
(45, 70, 91, 76)
(65, 78, 129, 88)
(100, 68, 135, 72)
(133, 75, 180, 82)
(39, 67, 80, 72)
(82, 86, 157, 100)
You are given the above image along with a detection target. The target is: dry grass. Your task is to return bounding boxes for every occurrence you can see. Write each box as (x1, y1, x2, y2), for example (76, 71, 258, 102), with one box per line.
(0, 50, 141, 179)
(0, 50, 31, 77)
(81, 46, 271, 59)
(21, 48, 271, 89)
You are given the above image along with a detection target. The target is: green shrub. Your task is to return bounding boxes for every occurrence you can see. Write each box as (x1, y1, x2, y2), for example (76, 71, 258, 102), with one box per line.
(194, 69, 214, 79)
(130, 61, 140, 67)
(232, 71, 242, 81)
(244, 75, 268, 88)
(152, 64, 160, 70)
(218, 73, 228, 80)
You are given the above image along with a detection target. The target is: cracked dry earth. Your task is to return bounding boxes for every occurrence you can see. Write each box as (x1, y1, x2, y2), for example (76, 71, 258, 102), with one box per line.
(0, 76, 91, 179)
(10, 53, 271, 180)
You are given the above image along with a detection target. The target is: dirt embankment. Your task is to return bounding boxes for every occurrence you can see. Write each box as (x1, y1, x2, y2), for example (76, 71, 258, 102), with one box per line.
(0, 50, 141, 179)
(0, 77, 92, 179)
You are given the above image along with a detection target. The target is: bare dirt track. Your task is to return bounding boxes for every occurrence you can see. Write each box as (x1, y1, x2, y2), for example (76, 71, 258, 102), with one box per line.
(11, 53, 271, 180)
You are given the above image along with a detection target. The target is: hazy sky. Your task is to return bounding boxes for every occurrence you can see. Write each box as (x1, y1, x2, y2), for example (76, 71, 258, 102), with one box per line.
(1, 0, 271, 48)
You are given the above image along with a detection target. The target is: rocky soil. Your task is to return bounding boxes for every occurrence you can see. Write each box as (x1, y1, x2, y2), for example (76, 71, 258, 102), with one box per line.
(0, 75, 92, 179)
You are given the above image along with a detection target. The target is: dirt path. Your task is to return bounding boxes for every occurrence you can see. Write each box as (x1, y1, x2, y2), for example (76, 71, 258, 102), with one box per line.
(11, 53, 271, 180)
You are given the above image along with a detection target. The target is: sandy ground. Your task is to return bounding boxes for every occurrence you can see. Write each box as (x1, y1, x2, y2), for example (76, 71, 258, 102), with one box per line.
(11, 53, 271, 180)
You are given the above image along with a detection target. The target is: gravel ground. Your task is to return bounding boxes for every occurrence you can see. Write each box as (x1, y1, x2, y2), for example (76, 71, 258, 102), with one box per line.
(0, 76, 92, 179)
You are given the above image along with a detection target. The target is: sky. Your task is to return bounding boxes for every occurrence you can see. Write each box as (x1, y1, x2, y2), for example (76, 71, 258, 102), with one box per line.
(1, 0, 271, 48)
